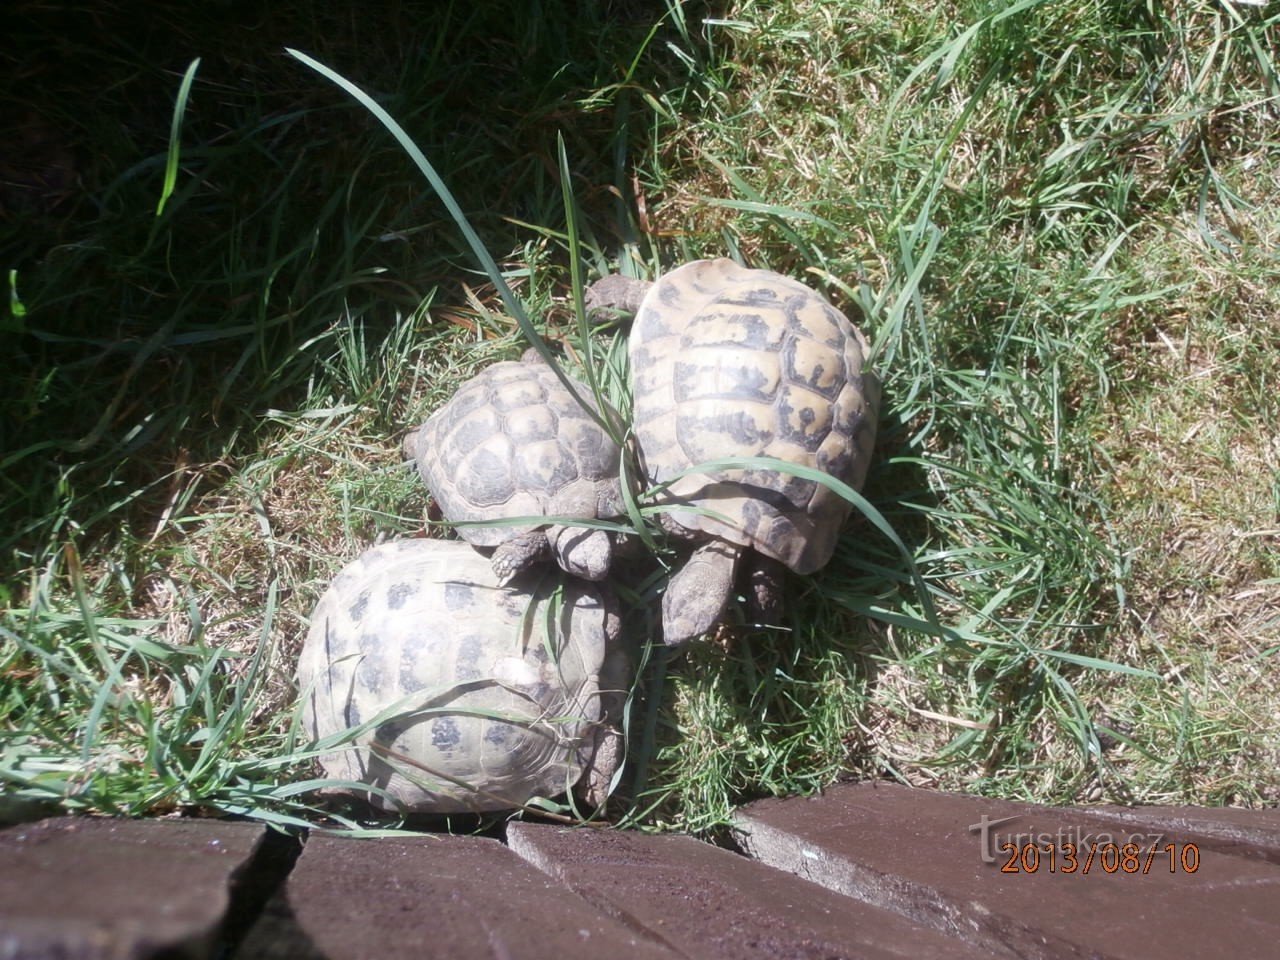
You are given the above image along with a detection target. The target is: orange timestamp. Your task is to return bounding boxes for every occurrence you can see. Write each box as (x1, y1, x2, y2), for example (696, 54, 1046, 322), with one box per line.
(997, 839, 1200, 875)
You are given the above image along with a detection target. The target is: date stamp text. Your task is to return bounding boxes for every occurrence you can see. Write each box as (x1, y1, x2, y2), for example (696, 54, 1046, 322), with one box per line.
(996, 839, 1199, 874)
(968, 814, 1201, 874)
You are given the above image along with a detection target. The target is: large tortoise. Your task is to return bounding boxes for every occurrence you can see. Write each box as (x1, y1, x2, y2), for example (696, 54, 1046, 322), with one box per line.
(404, 355, 625, 583)
(297, 538, 625, 813)
(588, 258, 879, 645)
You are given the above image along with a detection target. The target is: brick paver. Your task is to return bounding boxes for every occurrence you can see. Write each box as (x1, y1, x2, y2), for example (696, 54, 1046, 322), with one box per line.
(0, 816, 266, 959)
(508, 821, 994, 959)
(735, 782, 1280, 960)
(235, 830, 675, 960)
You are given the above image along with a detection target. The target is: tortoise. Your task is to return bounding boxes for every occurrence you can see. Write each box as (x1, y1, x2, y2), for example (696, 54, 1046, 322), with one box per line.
(297, 537, 625, 814)
(587, 258, 879, 645)
(403, 354, 625, 583)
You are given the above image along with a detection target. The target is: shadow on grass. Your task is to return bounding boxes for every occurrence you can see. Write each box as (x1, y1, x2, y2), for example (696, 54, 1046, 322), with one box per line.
(1, 0, 703, 570)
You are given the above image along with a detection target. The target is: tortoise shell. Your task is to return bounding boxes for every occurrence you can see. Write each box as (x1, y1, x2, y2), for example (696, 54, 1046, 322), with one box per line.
(297, 538, 621, 813)
(629, 258, 878, 574)
(404, 358, 623, 579)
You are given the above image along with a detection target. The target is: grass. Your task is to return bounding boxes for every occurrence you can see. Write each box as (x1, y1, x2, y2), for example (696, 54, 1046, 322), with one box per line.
(3, 0, 1278, 831)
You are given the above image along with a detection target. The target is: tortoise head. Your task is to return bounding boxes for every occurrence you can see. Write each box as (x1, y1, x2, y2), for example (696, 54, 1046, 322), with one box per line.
(401, 424, 424, 461)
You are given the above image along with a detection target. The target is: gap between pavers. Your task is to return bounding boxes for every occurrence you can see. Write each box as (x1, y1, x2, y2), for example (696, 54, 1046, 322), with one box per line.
(733, 781, 1280, 960)
(234, 830, 677, 960)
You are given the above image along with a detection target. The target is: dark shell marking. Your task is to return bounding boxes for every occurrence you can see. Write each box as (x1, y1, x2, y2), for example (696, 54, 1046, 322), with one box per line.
(408, 361, 622, 549)
(295, 538, 618, 814)
(630, 258, 879, 574)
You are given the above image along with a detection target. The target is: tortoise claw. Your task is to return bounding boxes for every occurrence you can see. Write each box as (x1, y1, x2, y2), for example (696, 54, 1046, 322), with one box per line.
(490, 530, 550, 584)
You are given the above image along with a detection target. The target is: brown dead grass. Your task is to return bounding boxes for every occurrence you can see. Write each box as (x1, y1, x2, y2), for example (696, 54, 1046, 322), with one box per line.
(132, 412, 419, 727)
(1079, 188, 1280, 803)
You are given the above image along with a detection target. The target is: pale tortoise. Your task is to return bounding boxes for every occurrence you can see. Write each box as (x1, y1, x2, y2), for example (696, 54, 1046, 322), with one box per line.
(298, 537, 625, 813)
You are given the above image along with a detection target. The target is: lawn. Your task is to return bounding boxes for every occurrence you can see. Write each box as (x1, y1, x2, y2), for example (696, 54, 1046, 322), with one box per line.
(3, 0, 1277, 832)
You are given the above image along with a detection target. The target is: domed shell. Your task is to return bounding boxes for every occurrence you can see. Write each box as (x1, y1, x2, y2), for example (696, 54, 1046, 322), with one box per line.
(297, 538, 619, 813)
(407, 360, 622, 548)
(629, 258, 878, 574)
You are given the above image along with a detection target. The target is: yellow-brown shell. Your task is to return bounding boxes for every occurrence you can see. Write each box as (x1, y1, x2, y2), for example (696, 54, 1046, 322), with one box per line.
(297, 539, 617, 813)
(630, 259, 879, 574)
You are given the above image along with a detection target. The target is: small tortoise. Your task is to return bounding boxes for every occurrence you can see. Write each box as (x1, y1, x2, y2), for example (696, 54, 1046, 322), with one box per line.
(589, 258, 879, 645)
(404, 354, 625, 583)
(297, 538, 625, 813)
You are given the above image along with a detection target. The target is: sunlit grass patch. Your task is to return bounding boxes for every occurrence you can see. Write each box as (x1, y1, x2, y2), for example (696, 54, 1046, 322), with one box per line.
(4, 0, 1278, 829)
(1080, 207, 1280, 805)
(618, 0, 1279, 827)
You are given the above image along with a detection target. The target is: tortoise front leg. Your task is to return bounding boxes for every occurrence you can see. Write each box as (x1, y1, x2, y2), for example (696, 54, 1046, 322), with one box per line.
(490, 530, 551, 584)
(661, 540, 741, 645)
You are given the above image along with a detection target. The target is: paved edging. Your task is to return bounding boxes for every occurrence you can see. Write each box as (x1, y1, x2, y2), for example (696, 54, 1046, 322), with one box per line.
(5, 784, 1280, 959)
(507, 821, 991, 960)
(733, 782, 1280, 960)
(0, 817, 267, 960)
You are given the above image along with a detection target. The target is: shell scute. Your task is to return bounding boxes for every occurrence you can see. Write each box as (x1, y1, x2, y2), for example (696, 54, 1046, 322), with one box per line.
(513, 438, 578, 492)
(347, 591, 370, 623)
(386, 581, 415, 610)
(448, 403, 501, 451)
(457, 439, 517, 510)
(781, 335, 846, 398)
(430, 716, 463, 751)
(674, 350, 781, 405)
(490, 374, 546, 412)
(506, 405, 558, 444)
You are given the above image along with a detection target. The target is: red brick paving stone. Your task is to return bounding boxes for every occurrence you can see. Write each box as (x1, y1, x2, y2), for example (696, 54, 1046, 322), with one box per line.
(0, 816, 267, 960)
(235, 831, 676, 960)
(733, 782, 1280, 960)
(506, 822, 994, 960)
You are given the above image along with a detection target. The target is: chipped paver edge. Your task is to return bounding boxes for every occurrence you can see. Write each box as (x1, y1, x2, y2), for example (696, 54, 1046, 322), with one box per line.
(730, 808, 1085, 960)
(509, 822, 1013, 960)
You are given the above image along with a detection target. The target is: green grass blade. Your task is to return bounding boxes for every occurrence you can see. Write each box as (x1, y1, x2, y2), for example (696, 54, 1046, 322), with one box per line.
(284, 49, 615, 435)
(156, 58, 201, 218)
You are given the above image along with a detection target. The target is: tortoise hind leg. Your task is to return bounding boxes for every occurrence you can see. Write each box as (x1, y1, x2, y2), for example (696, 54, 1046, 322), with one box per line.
(582, 723, 623, 810)
(490, 530, 551, 584)
(661, 540, 741, 645)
